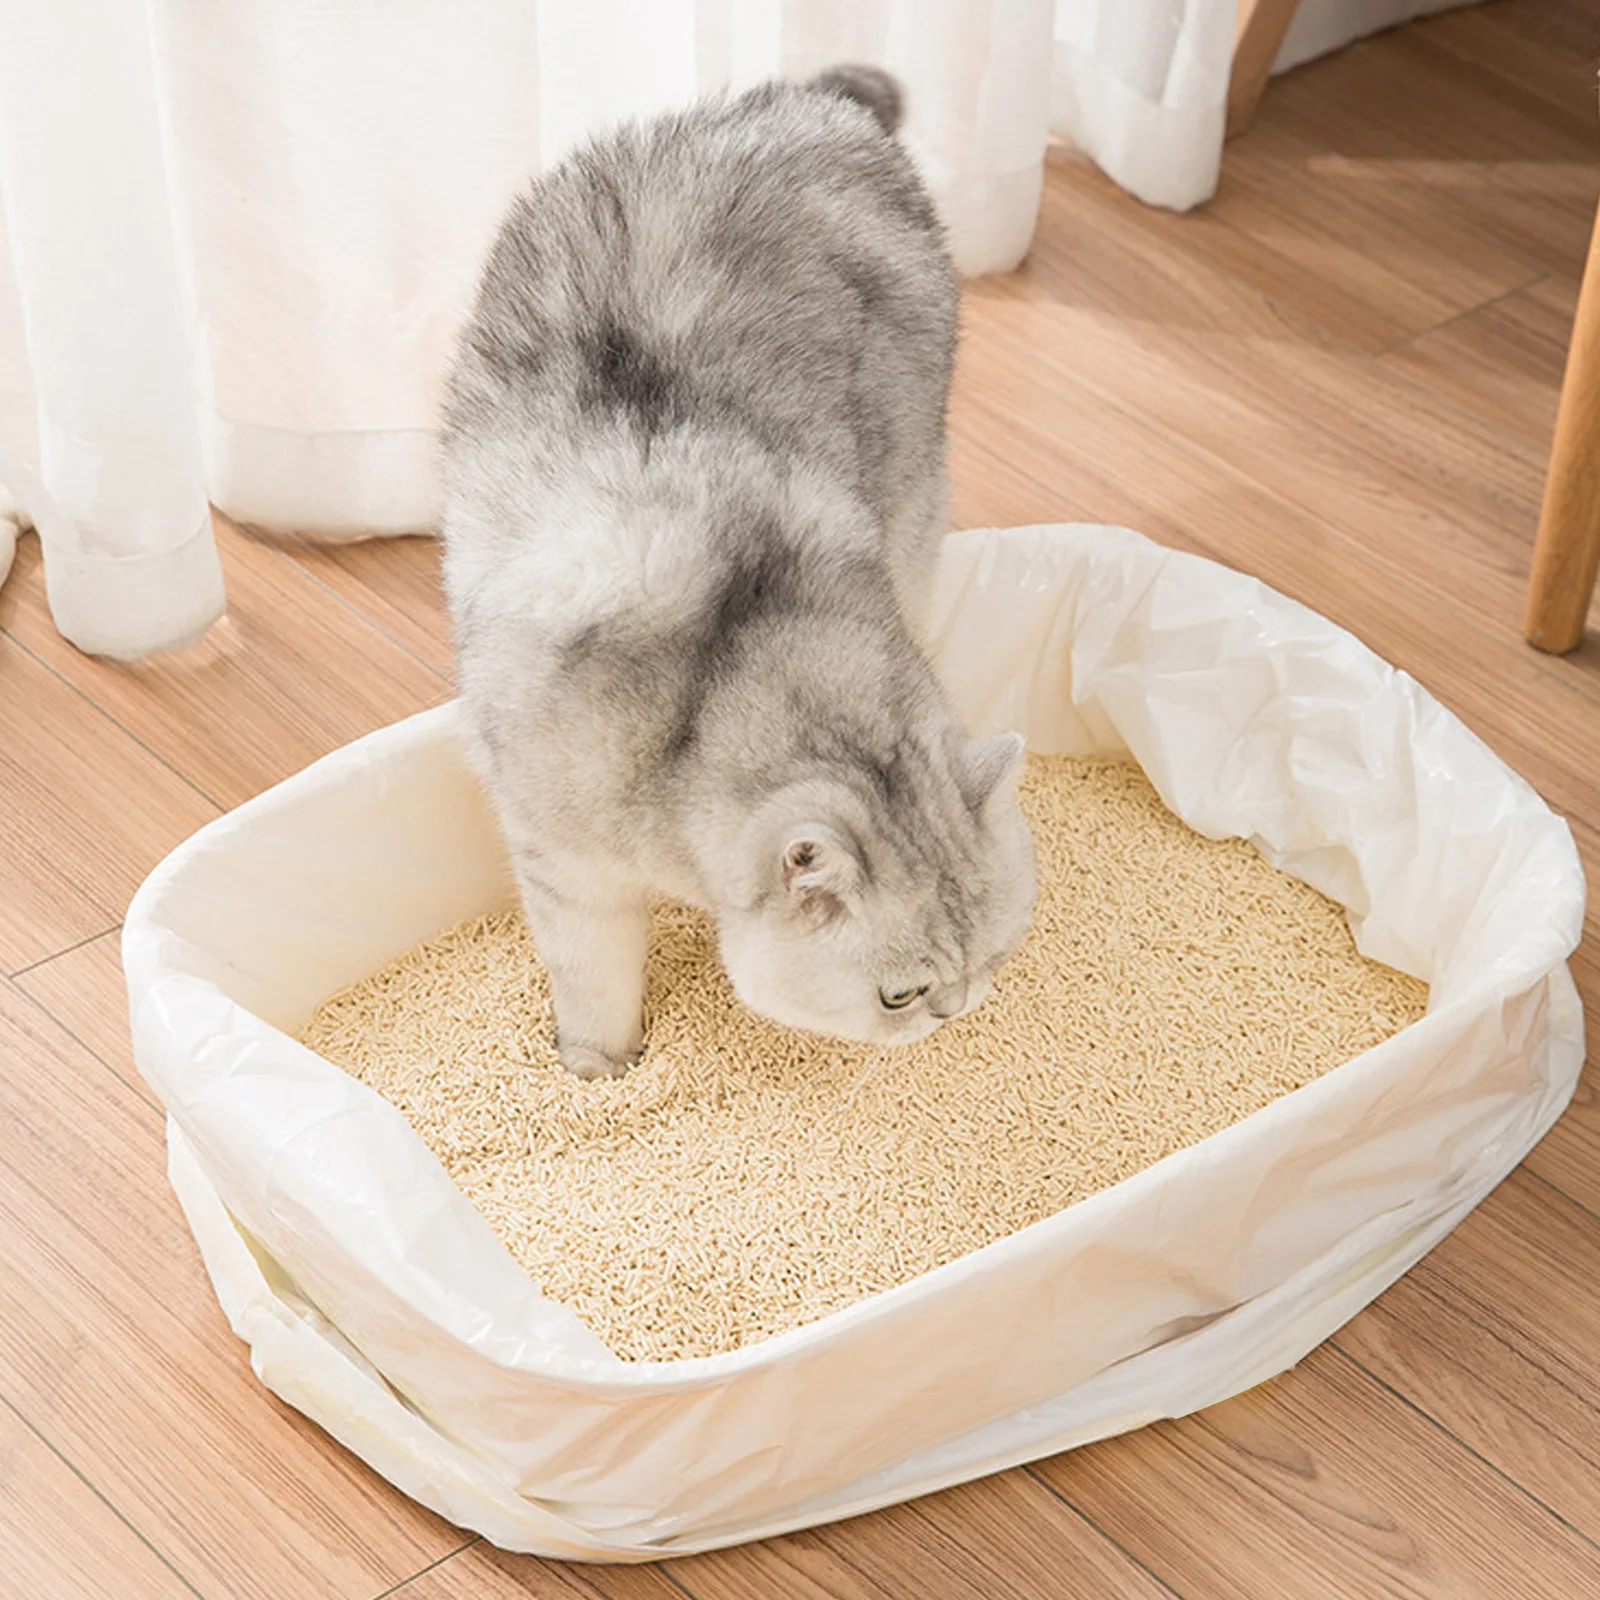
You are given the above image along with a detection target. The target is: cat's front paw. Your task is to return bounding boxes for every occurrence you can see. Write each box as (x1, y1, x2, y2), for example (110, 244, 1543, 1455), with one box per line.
(559, 1042, 638, 1081)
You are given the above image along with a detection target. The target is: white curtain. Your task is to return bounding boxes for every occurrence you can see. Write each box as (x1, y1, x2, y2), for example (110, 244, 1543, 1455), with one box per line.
(1048, 0, 1473, 212)
(0, 0, 1470, 659)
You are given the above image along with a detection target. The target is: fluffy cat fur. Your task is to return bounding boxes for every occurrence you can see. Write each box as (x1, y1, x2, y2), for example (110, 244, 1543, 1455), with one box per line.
(441, 66, 1037, 1078)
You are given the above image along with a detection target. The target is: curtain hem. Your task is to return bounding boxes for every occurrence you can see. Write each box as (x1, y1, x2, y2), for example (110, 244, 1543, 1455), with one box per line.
(208, 417, 441, 538)
(44, 511, 225, 660)
(1050, 39, 1227, 214)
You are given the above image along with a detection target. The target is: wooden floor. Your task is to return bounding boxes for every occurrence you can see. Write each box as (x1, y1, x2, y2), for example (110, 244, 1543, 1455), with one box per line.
(3, 3, 1599, 1595)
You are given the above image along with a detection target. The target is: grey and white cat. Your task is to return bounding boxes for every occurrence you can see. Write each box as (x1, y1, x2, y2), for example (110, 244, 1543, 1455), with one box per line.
(441, 66, 1036, 1079)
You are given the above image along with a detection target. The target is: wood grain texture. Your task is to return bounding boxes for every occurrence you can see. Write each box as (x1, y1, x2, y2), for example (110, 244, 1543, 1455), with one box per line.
(672, 1471, 1176, 1600)
(1134, 3, 1600, 353)
(1266, 28, 1600, 281)
(1383, 274, 1579, 450)
(975, 173, 1555, 648)
(0, 626, 216, 973)
(0, 1400, 198, 1600)
(1197, 131, 1543, 352)
(1419, 0, 1600, 123)
(286, 532, 454, 675)
(1336, 1169, 1600, 1541)
(0, 979, 469, 1598)
(1040, 1345, 1600, 1599)
(1113, 123, 1553, 354)
(0, 518, 448, 809)
(389, 1544, 689, 1599)
(1525, 198, 1600, 651)
(13, 929, 138, 1095)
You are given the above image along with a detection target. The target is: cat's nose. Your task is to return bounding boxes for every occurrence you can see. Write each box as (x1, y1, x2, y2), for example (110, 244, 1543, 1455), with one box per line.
(927, 980, 968, 1019)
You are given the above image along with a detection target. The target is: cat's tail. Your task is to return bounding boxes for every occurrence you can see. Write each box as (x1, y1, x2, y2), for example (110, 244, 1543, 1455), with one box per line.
(808, 64, 903, 136)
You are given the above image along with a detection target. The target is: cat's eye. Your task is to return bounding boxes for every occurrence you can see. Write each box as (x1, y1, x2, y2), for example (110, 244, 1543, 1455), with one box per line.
(879, 984, 928, 1011)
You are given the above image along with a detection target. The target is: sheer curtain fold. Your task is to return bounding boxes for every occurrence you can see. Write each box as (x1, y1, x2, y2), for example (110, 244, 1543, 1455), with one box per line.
(1049, 2, 1236, 211)
(0, 0, 221, 658)
(0, 0, 1475, 659)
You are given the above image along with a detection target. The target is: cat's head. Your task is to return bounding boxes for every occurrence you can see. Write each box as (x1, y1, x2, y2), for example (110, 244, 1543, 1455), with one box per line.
(717, 731, 1036, 1045)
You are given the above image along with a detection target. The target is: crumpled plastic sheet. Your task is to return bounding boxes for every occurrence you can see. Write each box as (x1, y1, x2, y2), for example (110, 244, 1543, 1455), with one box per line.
(124, 524, 1586, 1560)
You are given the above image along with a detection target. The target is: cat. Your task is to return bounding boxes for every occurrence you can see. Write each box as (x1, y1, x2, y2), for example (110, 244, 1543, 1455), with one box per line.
(440, 65, 1037, 1079)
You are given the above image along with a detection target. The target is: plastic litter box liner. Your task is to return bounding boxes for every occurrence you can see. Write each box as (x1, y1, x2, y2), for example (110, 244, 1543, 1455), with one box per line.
(124, 525, 1585, 1561)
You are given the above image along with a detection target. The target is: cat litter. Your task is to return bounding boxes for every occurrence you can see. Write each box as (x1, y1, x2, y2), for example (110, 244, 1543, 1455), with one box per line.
(124, 524, 1583, 1560)
(299, 756, 1426, 1363)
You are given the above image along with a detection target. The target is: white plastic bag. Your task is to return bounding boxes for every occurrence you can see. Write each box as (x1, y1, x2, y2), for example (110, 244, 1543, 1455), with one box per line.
(124, 524, 1585, 1560)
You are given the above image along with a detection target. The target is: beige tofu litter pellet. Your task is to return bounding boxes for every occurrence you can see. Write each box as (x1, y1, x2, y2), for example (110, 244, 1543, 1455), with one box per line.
(301, 755, 1427, 1362)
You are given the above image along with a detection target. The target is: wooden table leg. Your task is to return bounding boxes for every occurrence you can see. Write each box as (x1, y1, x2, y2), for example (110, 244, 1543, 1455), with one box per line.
(1227, 0, 1302, 139)
(1526, 197, 1600, 654)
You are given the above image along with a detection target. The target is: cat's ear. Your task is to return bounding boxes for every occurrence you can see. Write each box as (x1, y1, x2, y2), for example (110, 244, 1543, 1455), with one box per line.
(957, 731, 1026, 813)
(781, 826, 860, 914)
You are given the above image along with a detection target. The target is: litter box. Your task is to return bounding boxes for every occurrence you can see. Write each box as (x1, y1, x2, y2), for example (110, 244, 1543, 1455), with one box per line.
(123, 523, 1586, 1560)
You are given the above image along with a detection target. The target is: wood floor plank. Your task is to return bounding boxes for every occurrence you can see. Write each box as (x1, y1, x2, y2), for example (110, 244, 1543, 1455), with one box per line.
(1334, 1168, 1600, 1542)
(14, 929, 141, 1097)
(0, 1400, 198, 1600)
(970, 164, 1562, 655)
(1418, 0, 1600, 125)
(0, 628, 217, 974)
(0, 978, 468, 1599)
(1267, 29, 1600, 283)
(671, 1470, 1174, 1600)
(1348, 13, 1600, 164)
(0, 518, 448, 810)
(1089, 4, 1598, 354)
(1038, 1343, 1600, 1599)
(1089, 124, 1546, 353)
(388, 1544, 686, 1599)
(286, 532, 454, 676)
(1381, 275, 1579, 449)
